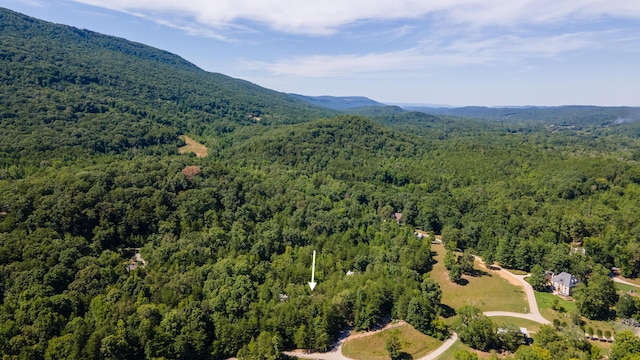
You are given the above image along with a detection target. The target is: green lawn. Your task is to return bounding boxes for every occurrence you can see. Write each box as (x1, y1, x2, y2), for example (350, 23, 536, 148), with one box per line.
(534, 291, 577, 318)
(342, 324, 442, 360)
(436, 339, 499, 359)
(436, 339, 468, 359)
(489, 316, 544, 333)
(432, 245, 528, 313)
(533, 290, 616, 346)
(615, 282, 640, 293)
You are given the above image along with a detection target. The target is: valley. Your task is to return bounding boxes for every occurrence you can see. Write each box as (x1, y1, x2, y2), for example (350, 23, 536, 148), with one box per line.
(2, 6, 640, 360)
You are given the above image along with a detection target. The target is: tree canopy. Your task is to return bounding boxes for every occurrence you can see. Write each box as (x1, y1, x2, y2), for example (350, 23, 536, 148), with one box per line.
(3, 6, 640, 360)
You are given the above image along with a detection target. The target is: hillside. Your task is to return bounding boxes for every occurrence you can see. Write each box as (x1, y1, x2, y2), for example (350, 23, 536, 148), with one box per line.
(407, 105, 639, 127)
(288, 94, 384, 110)
(4, 6, 640, 360)
(0, 7, 333, 165)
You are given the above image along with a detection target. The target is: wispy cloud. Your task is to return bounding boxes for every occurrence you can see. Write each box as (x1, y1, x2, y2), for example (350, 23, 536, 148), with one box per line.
(247, 50, 425, 77)
(71, 0, 640, 36)
(248, 30, 610, 77)
(6, 0, 47, 7)
(133, 13, 232, 41)
(66, 0, 640, 104)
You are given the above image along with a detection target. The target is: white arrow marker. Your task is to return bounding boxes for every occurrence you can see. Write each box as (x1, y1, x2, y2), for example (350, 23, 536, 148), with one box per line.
(309, 250, 317, 291)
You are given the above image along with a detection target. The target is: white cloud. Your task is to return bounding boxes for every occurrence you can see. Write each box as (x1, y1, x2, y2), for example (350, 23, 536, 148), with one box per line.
(247, 50, 425, 77)
(71, 0, 640, 36)
(133, 13, 232, 41)
(248, 30, 609, 77)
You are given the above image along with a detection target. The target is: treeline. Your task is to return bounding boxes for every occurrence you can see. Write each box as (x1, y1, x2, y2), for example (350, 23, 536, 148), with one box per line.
(4, 5, 640, 359)
(0, 8, 333, 168)
(5, 112, 640, 358)
(223, 115, 640, 279)
(0, 149, 449, 359)
(415, 105, 637, 127)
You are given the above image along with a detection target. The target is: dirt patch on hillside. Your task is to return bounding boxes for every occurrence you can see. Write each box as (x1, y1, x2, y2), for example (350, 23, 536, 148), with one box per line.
(178, 135, 208, 158)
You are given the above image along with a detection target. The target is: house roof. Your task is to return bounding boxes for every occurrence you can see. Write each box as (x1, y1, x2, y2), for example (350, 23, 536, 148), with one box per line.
(551, 272, 579, 287)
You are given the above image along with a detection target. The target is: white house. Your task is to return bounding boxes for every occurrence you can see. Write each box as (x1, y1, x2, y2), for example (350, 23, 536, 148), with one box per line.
(550, 272, 579, 296)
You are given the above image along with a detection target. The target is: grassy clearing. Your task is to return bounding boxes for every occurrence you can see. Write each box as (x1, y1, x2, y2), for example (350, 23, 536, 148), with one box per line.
(432, 245, 527, 313)
(615, 282, 640, 293)
(490, 317, 544, 333)
(341, 324, 442, 360)
(178, 135, 208, 157)
(534, 291, 616, 346)
(534, 291, 577, 318)
(437, 340, 500, 359)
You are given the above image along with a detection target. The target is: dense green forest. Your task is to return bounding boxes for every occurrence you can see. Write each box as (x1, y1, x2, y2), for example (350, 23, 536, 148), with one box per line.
(3, 7, 640, 360)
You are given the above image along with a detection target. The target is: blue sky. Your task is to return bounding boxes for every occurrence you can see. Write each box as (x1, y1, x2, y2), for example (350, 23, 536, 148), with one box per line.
(2, 0, 640, 106)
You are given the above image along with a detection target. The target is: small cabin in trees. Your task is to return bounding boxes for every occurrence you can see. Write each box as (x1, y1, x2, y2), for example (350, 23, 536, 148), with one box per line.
(551, 272, 579, 296)
(394, 212, 403, 224)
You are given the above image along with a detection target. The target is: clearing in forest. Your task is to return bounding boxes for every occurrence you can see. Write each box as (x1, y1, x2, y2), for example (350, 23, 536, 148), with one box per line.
(178, 135, 208, 157)
(341, 323, 442, 360)
(438, 340, 489, 360)
(431, 245, 528, 313)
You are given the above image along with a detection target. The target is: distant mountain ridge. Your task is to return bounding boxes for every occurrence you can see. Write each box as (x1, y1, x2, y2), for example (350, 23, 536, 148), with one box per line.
(290, 92, 640, 128)
(288, 93, 385, 110)
(403, 105, 640, 126)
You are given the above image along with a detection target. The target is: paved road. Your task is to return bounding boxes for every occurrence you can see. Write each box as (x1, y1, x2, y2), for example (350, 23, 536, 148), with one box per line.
(283, 324, 406, 360)
(283, 329, 351, 360)
(472, 255, 549, 325)
(284, 329, 458, 360)
(284, 347, 346, 360)
(501, 273, 550, 325)
(284, 256, 550, 360)
(613, 276, 640, 288)
(484, 311, 548, 323)
(416, 333, 458, 360)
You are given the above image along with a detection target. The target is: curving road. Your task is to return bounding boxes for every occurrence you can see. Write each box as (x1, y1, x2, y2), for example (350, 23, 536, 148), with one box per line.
(284, 328, 458, 360)
(283, 329, 350, 360)
(495, 273, 550, 325)
(283, 324, 405, 360)
(416, 333, 458, 360)
(284, 256, 550, 360)
(419, 269, 550, 359)
(613, 276, 640, 289)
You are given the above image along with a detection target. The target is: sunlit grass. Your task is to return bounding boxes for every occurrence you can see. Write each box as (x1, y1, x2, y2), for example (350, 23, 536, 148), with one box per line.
(431, 245, 528, 313)
(534, 291, 577, 318)
(178, 135, 208, 157)
(436, 339, 500, 360)
(533, 289, 615, 354)
(341, 324, 442, 360)
(615, 282, 640, 293)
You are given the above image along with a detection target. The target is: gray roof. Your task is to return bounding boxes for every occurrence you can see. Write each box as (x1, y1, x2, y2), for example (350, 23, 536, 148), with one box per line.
(551, 272, 579, 287)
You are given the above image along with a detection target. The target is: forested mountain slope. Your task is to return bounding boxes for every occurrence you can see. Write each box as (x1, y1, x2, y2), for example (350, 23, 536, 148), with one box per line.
(288, 94, 384, 110)
(0, 7, 333, 167)
(4, 6, 640, 360)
